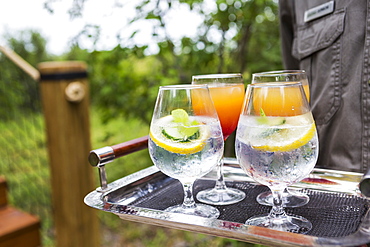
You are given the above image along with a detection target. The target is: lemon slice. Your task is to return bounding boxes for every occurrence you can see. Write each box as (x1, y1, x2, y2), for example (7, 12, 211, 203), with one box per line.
(150, 115, 210, 155)
(248, 115, 316, 152)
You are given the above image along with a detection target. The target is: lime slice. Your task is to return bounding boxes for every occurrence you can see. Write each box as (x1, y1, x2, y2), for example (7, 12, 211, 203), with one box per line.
(172, 109, 189, 123)
(150, 115, 210, 155)
(247, 115, 316, 152)
(170, 109, 199, 139)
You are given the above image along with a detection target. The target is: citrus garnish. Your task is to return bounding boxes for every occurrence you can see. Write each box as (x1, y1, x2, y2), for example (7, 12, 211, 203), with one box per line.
(247, 114, 316, 152)
(171, 109, 199, 138)
(150, 109, 210, 154)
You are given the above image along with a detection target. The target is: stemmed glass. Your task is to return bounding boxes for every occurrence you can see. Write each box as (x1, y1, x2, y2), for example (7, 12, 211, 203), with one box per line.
(148, 84, 224, 218)
(192, 74, 246, 205)
(252, 70, 310, 208)
(235, 82, 319, 233)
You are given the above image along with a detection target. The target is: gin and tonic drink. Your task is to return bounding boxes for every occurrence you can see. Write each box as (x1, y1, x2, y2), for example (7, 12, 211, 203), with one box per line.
(149, 85, 224, 218)
(235, 82, 318, 233)
(252, 70, 312, 207)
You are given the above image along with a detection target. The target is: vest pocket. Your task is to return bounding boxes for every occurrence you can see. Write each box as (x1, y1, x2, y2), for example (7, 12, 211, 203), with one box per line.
(292, 9, 345, 125)
(292, 9, 345, 60)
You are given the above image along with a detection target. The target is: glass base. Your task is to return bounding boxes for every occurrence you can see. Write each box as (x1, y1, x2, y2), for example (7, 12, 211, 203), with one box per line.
(196, 187, 246, 205)
(164, 203, 220, 219)
(246, 214, 312, 234)
(256, 189, 309, 208)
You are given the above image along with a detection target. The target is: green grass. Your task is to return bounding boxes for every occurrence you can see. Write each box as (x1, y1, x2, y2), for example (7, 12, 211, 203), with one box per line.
(0, 113, 54, 246)
(0, 109, 265, 247)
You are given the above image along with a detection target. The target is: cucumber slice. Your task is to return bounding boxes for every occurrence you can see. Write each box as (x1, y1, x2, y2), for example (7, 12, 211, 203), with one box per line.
(162, 109, 200, 142)
(267, 117, 286, 126)
(162, 126, 200, 142)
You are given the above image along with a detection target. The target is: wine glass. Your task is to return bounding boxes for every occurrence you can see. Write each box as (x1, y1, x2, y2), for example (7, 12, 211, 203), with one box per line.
(252, 70, 310, 208)
(148, 84, 224, 218)
(235, 82, 319, 233)
(192, 74, 246, 205)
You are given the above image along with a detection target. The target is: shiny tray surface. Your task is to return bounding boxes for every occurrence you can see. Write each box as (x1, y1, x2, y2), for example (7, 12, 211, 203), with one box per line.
(85, 159, 370, 246)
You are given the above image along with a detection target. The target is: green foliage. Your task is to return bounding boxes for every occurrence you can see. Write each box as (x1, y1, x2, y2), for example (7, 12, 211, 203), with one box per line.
(59, 0, 283, 124)
(87, 46, 175, 123)
(0, 30, 52, 119)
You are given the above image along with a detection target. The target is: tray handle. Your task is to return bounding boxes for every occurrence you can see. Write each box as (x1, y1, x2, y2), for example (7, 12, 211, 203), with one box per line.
(88, 135, 149, 192)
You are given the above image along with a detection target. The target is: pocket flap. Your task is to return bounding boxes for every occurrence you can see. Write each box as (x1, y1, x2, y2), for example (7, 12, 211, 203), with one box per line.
(292, 10, 345, 60)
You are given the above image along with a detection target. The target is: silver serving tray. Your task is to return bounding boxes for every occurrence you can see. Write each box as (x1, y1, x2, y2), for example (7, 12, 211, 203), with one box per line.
(84, 158, 370, 247)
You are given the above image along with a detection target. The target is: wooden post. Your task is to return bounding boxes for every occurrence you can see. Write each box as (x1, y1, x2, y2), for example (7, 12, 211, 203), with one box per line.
(38, 61, 100, 247)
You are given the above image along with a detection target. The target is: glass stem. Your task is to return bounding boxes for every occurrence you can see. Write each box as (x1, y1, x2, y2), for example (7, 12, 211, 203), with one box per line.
(182, 181, 196, 209)
(269, 188, 287, 219)
(214, 156, 227, 190)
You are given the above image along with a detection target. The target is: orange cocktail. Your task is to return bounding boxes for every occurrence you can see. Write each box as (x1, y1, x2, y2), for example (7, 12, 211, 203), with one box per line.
(252, 82, 307, 116)
(252, 70, 310, 102)
(209, 83, 245, 139)
(191, 73, 246, 205)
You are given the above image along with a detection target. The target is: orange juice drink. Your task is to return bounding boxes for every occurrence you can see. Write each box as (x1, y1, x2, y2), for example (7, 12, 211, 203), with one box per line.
(252, 82, 308, 116)
(252, 70, 310, 102)
(209, 83, 245, 140)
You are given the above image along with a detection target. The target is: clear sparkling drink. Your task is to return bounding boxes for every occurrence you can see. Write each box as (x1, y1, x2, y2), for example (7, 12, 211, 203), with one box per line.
(149, 116, 224, 183)
(235, 113, 319, 189)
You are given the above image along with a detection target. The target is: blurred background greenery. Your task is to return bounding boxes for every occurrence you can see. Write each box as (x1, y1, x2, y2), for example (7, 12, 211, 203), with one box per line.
(0, 0, 282, 246)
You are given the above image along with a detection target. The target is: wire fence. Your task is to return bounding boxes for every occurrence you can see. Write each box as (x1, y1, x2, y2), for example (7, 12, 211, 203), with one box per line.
(0, 61, 55, 246)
